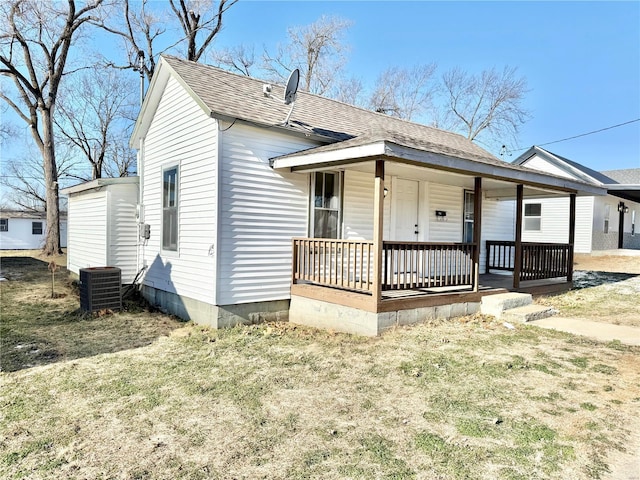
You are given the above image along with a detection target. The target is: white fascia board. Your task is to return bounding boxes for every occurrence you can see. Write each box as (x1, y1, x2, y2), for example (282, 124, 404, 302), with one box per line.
(129, 58, 213, 149)
(61, 177, 139, 195)
(271, 142, 387, 170)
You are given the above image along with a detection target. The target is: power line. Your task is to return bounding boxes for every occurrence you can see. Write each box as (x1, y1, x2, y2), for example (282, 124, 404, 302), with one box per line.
(505, 118, 640, 154)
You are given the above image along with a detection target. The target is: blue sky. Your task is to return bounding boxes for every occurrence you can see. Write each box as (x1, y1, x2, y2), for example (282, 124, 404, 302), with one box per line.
(213, 0, 640, 171)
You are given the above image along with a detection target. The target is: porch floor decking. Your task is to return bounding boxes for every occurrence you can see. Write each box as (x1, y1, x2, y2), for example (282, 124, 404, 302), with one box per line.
(380, 273, 570, 300)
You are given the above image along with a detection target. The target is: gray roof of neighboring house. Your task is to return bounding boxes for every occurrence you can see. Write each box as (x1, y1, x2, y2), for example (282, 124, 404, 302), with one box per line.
(601, 168, 640, 184)
(0, 210, 67, 219)
(158, 55, 504, 167)
(512, 146, 619, 185)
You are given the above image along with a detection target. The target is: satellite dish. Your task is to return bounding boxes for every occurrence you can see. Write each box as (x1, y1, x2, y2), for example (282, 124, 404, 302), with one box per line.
(283, 68, 300, 105)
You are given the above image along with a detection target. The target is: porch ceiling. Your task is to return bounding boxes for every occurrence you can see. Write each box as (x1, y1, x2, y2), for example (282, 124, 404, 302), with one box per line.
(271, 137, 606, 198)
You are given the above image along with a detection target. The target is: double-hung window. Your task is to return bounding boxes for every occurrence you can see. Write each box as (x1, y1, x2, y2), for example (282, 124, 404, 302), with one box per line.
(312, 172, 340, 238)
(163, 166, 179, 251)
(0, 219, 7, 232)
(524, 203, 541, 231)
(32, 221, 43, 235)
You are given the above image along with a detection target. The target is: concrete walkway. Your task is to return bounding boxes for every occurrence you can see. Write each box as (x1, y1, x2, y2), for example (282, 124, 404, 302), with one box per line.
(530, 316, 640, 346)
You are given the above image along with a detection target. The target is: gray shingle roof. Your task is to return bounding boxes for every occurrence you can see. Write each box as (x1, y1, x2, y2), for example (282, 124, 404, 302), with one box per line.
(162, 55, 504, 167)
(601, 169, 640, 184)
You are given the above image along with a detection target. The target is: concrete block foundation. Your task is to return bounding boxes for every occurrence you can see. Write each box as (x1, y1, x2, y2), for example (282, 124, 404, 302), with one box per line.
(289, 295, 480, 336)
(141, 285, 289, 328)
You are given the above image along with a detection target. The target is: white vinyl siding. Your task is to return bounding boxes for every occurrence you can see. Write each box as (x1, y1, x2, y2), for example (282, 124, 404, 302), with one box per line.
(217, 124, 316, 305)
(428, 184, 463, 242)
(480, 197, 516, 272)
(67, 190, 108, 272)
(0, 217, 66, 250)
(66, 183, 138, 283)
(522, 156, 577, 180)
(342, 170, 391, 240)
(521, 196, 593, 253)
(141, 75, 218, 303)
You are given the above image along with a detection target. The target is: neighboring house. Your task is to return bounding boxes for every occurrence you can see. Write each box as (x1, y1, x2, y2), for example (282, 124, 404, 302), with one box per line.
(61, 177, 140, 283)
(122, 55, 605, 335)
(0, 210, 67, 250)
(512, 146, 640, 253)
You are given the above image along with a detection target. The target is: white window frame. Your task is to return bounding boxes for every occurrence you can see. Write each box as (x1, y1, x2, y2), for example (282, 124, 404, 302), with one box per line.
(32, 221, 43, 235)
(604, 204, 610, 234)
(523, 203, 542, 232)
(0, 218, 7, 232)
(310, 171, 342, 239)
(162, 165, 179, 252)
(632, 210, 636, 236)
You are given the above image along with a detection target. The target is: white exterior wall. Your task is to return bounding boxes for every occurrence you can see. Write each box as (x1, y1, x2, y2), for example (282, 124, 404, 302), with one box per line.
(342, 170, 391, 240)
(217, 123, 316, 305)
(524, 156, 577, 180)
(480, 197, 516, 271)
(107, 184, 139, 282)
(66, 183, 137, 282)
(428, 184, 463, 242)
(141, 75, 218, 304)
(67, 190, 108, 275)
(519, 196, 593, 253)
(0, 217, 65, 250)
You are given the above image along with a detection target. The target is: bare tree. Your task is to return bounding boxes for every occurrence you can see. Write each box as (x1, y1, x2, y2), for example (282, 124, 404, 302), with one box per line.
(368, 64, 438, 120)
(263, 15, 352, 95)
(212, 43, 255, 76)
(55, 66, 137, 179)
(0, 0, 103, 255)
(441, 66, 530, 147)
(330, 76, 365, 106)
(169, 0, 238, 62)
(98, 0, 237, 82)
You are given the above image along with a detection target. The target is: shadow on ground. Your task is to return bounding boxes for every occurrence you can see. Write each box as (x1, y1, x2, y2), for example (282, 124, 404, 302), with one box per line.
(1, 256, 185, 373)
(572, 270, 639, 289)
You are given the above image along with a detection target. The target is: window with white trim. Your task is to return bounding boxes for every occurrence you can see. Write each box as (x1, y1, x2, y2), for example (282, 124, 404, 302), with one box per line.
(604, 205, 610, 234)
(312, 172, 341, 238)
(162, 166, 179, 251)
(632, 210, 636, 236)
(524, 203, 541, 231)
(463, 190, 474, 243)
(0, 218, 7, 232)
(32, 221, 43, 235)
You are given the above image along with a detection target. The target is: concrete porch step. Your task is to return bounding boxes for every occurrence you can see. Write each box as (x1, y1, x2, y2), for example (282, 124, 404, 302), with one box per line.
(480, 292, 533, 319)
(501, 304, 557, 323)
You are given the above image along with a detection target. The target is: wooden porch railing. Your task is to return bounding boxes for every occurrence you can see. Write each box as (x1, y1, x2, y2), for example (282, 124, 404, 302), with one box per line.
(486, 240, 572, 281)
(292, 238, 374, 292)
(382, 242, 475, 290)
(292, 238, 476, 293)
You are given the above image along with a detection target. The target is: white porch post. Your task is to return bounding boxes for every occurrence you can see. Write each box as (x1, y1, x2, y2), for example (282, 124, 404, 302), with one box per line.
(373, 160, 385, 307)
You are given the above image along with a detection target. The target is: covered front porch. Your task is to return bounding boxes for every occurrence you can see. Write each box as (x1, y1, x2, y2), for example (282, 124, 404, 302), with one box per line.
(272, 136, 605, 335)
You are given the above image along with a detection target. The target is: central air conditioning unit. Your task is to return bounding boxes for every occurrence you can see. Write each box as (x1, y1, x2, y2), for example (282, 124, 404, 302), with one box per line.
(79, 267, 122, 312)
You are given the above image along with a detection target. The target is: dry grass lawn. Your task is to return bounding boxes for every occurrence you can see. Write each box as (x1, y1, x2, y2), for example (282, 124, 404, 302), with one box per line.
(1, 251, 639, 479)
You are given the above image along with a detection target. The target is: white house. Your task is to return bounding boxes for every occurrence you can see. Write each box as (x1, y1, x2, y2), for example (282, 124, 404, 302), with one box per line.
(61, 177, 140, 283)
(512, 146, 640, 253)
(124, 56, 605, 335)
(0, 210, 67, 250)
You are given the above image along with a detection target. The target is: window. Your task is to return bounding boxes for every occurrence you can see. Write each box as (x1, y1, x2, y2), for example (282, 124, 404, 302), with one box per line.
(463, 190, 474, 243)
(32, 221, 43, 235)
(604, 205, 610, 234)
(0, 218, 7, 232)
(312, 172, 340, 238)
(632, 210, 636, 236)
(524, 203, 541, 231)
(162, 166, 179, 251)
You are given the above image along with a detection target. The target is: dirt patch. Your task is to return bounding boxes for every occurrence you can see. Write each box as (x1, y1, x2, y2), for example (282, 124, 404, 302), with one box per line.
(574, 253, 640, 275)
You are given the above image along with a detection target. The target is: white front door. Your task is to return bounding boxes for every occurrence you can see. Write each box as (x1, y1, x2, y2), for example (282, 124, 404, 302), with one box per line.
(394, 178, 419, 241)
